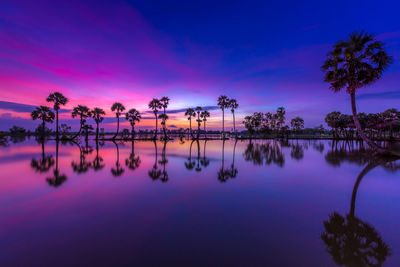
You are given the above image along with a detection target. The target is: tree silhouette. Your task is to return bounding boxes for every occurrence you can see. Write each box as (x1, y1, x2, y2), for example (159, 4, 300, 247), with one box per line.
(111, 102, 126, 140)
(71, 105, 90, 139)
(200, 140, 210, 168)
(148, 98, 162, 140)
(71, 141, 92, 174)
(31, 106, 55, 139)
(125, 140, 141, 171)
(195, 106, 202, 140)
(91, 107, 105, 141)
(185, 108, 196, 139)
(322, 31, 393, 154)
(159, 141, 169, 182)
(200, 110, 210, 139)
(321, 160, 394, 267)
(184, 140, 196, 170)
(92, 141, 105, 171)
(46, 140, 67, 187)
(125, 108, 141, 140)
(160, 96, 170, 140)
(148, 140, 161, 180)
(111, 141, 124, 177)
(46, 92, 68, 141)
(158, 113, 169, 140)
(229, 139, 238, 178)
(218, 140, 231, 182)
(229, 99, 239, 135)
(217, 95, 230, 138)
(31, 140, 54, 173)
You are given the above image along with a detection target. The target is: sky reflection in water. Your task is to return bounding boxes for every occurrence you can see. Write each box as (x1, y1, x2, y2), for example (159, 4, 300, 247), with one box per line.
(1, 138, 400, 266)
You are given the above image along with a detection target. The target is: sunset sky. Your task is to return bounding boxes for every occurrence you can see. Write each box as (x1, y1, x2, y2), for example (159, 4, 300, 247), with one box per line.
(0, 0, 399, 131)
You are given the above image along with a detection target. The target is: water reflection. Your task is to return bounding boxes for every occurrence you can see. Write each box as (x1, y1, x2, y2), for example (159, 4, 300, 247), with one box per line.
(92, 141, 105, 171)
(111, 141, 124, 177)
(321, 147, 400, 266)
(71, 141, 92, 174)
(184, 140, 195, 170)
(149, 141, 162, 181)
(46, 141, 67, 187)
(31, 140, 54, 173)
(125, 140, 141, 171)
(243, 140, 285, 167)
(218, 140, 238, 182)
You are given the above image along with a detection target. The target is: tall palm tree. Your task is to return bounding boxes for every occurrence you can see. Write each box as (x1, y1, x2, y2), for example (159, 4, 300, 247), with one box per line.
(148, 98, 162, 140)
(71, 105, 90, 139)
(185, 108, 196, 139)
(160, 96, 170, 140)
(229, 99, 239, 134)
(125, 108, 141, 140)
(322, 31, 393, 154)
(111, 102, 125, 140)
(195, 106, 202, 140)
(31, 106, 55, 138)
(158, 113, 169, 140)
(91, 107, 105, 141)
(46, 92, 68, 140)
(200, 110, 210, 139)
(217, 95, 230, 139)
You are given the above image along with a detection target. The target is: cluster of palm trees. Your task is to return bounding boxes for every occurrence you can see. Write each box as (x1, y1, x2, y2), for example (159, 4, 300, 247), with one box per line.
(31, 92, 143, 140)
(325, 109, 400, 140)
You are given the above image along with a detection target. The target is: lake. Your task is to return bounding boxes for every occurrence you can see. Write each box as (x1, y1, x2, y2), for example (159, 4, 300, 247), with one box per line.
(1, 138, 400, 266)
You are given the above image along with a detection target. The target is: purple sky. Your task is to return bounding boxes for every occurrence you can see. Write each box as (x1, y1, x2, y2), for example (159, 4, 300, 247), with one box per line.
(0, 0, 399, 131)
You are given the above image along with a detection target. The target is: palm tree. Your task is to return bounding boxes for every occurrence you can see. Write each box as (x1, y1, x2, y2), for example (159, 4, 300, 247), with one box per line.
(185, 108, 196, 139)
(200, 110, 210, 139)
(92, 141, 105, 171)
(71, 105, 90, 139)
(195, 106, 202, 140)
(159, 141, 168, 182)
(46, 92, 68, 140)
(160, 96, 170, 140)
(31, 106, 55, 139)
(91, 107, 105, 141)
(125, 108, 141, 140)
(158, 113, 169, 140)
(111, 102, 125, 140)
(217, 95, 230, 139)
(229, 99, 239, 135)
(148, 98, 162, 140)
(322, 31, 393, 154)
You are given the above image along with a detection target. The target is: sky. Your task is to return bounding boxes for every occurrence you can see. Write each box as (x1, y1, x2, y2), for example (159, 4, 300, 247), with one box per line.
(0, 0, 399, 131)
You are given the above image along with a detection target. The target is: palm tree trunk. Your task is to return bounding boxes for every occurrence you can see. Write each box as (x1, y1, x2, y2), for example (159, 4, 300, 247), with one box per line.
(96, 122, 99, 141)
(163, 107, 167, 140)
(350, 161, 378, 217)
(131, 125, 135, 140)
(113, 115, 120, 139)
(232, 111, 236, 134)
(56, 110, 59, 140)
(189, 118, 194, 139)
(41, 119, 45, 139)
(222, 109, 225, 139)
(197, 113, 200, 140)
(204, 121, 207, 139)
(350, 92, 386, 154)
(154, 113, 158, 140)
(72, 117, 83, 140)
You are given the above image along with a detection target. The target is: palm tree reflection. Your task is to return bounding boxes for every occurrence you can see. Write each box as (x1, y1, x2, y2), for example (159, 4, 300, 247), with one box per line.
(46, 140, 67, 187)
(243, 140, 285, 167)
(321, 152, 398, 266)
(290, 141, 304, 161)
(228, 139, 238, 178)
(71, 141, 92, 174)
(218, 140, 230, 182)
(111, 141, 124, 177)
(125, 140, 141, 171)
(31, 140, 54, 173)
(92, 141, 105, 171)
(159, 141, 168, 182)
(200, 140, 210, 168)
(148, 141, 161, 181)
(184, 140, 195, 170)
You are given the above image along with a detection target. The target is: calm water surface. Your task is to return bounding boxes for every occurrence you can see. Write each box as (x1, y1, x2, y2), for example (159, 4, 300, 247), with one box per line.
(1, 138, 400, 266)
